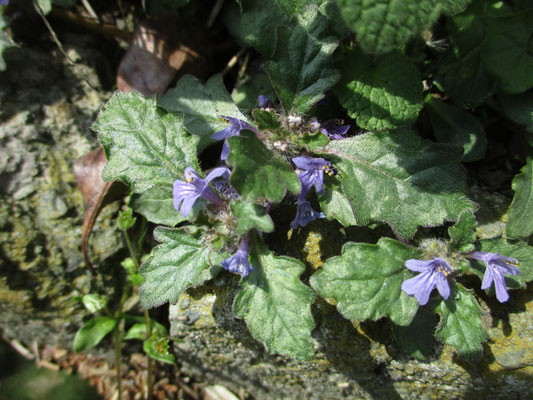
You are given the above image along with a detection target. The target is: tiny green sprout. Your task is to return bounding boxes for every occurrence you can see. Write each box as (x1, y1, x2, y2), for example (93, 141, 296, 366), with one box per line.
(82, 294, 107, 314)
(117, 207, 136, 231)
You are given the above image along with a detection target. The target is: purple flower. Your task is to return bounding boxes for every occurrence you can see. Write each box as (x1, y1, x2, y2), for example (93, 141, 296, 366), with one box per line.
(320, 119, 350, 140)
(258, 95, 273, 109)
(211, 116, 256, 160)
(468, 251, 519, 303)
(401, 258, 452, 306)
(221, 235, 253, 277)
(291, 199, 325, 229)
(0, 1, 8, 6)
(173, 167, 228, 217)
(292, 156, 335, 197)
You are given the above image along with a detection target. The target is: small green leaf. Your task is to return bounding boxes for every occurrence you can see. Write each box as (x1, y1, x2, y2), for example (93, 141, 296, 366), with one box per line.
(227, 131, 300, 202)
(143, 334, 175, 364)
(434, 284, 488, 361)
(232, 70, 278, 115)
(425, 96, 487, 162)
(472, 238, 533, 289)
(233, 240, 316, 361)
(507, 159, 533, 239)
(295, 131, 330, 150)
(124, 321, 168, 341)
(158, 74, 249, 152)
(231, 200, 274, 235)
(392, 308, 437, 360)
(448, 209, 477, 253)
(93, 92, 200, 192)
(131, 186, 185, 227)
(336, 0, 441, 54)
(82, 294, 107, 314)
(310, 238, 420, 326)
(484, 10, 533, 94)
(318, 130, 476, 238)
(140, 227, 228, 309)
(73, 317, 117, 352)
(497, 92, 533, 133)
(335, 48, 423, 131)
(265, 5, 339, 114)
(117, 207, 136, 231)
(252, 109, 281, 131)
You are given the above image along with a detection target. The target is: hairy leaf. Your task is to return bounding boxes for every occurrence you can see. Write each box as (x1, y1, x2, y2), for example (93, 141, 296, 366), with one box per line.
(140, 227, 226, 308)
(233, 240, 316, 360)
(335, 48, 423, 130)
(507, 159, 533, 239)
(73, 317, 117, 352)
(266, 5, 339, 114)
(93, 91, 199, 192)
(232, 70, 278, 115)
(434, 284, 488, 361)
(227, 131, 300, 202)
(131, 186, 185, 227)
(310, 238, 420, 325)
(392, 308, 437, 360)
(318, 130, 476, 238)
(425, 96, 487, 162)
(159, 74, 249, 152)
(447, 209, 477, 253)
(231, 200, 275, 235)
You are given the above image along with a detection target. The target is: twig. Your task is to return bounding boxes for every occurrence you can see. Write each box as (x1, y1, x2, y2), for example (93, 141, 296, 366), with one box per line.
(81, 0, 98, 20)
(8, 339, 34, 360)
(31, 341, 41, 367)
(206, 0, 225, 29)
(221, 47, 246, 77)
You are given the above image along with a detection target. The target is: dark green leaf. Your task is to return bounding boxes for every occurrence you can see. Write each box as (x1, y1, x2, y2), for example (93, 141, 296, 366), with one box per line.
(233, 240, 316, 360)
(434, 284, 488, 361)
(507, 159, 533, 239)
(231, 200, 274, 235)
(158, 75, 249, 152)
(497, 92, 533, 134)
(295, 131, 330, 150)
(310, 238, 420, 325)
(227, 131, 300, 202)
(425, 96, 487, 162)
(448, 209, 477, 252)
(140, 227, 227, 309)
(392, 308, 437, 360)
(131, 186, 185, 227)
(93, 92, 199, 192)
(265, 5, 339, 114)
(252, 109, 281, 131)
(440, 0, 473, 15)
(73, 317, 117, 352)
(143, 334, 175, 364)
(318, 130, 476, 238)
(335, 48, 423, 130)
(232, 70, 278, 115)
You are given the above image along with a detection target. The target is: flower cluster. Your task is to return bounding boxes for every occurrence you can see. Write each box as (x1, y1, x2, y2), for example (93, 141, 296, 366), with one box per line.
(402, 252, 520, 305)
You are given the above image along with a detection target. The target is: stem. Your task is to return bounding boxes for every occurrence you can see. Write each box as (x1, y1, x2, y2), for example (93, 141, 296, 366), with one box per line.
(144, 310, 153, 400)
(124, 230, 139, 268)
(113, 322, 122, 399)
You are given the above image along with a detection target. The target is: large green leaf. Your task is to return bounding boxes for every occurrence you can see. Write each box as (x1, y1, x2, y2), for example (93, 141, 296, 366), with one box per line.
(265, 5, 339, 114)
(318, 130, 476, 238)
(93, 91, 199, 192)
(227, 131, 301, 202)
(497, 91, 533, 134)
(425, 96, 487, 162)
(434, 284, 488, 361)
(484, 10, 533, 94)
(73, 317, 117, 352)
(472, 238, 533, 289)
(447, 209, 477, 253)
(310, 238, 420, 325)
(233, 240, 316, 361)
(231, 200, 274, 235)
(140, 227, 226, 309)
(158, 74, 249, 152)
(507, 159, 533, 239)
(336, 0, 442, 54)
(131, 186, 185, 227)
(335, 47, 423, 131)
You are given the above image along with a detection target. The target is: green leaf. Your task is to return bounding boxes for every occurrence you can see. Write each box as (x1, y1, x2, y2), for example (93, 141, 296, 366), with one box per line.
(265, 5, 339, 114)
(252, 109, 281, 131)
(231, 200, 274, 235)
(81, 294, 107, 314)
(143, 334, 175, 364)
(124, 320, 168, 341)
(295, 131, 330, 150)
(36, 0, 52, 14)
(447, 209, 477, 253)
(473, 238, 533, 289)
(233, 240, 316, 360)
(158, 74, 249, 152)
(425, 96, 487, 162)
(497, 92, 533, 133)
(117, 207, 136, 231)
(441, 0, 473, 16)
(140, 227, 227, 309)
(310, 238, 420, 325)
(336, 0, 441, 54)
(232, 70, 278, 115)
(507, 159, 533, 239)
(73, 317, 117, 352)
(392, 308, 437, 360)
(318, 130, 476, 238)
(131, 186, 185, 227)
(227, 131, 300, 202)
(434, 284, 488, 361)
(484, 10, 533, 94)
(0, 13, 13, 72)
(93, 92, 200, 192)
(335, 48, 423, 130)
